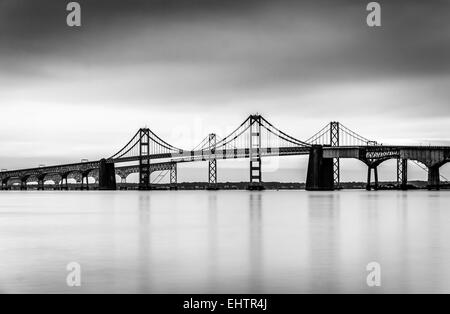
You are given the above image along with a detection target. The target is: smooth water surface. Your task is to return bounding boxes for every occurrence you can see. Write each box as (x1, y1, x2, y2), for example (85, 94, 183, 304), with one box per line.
(0, 190, 449, 293)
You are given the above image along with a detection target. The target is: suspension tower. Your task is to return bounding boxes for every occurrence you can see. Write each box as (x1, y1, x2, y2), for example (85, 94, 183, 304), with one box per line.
(248, 115, 263, 190)
(330, 122, 340, 189)
(208, 133, 218, 189)
(139, 128, 151, 190)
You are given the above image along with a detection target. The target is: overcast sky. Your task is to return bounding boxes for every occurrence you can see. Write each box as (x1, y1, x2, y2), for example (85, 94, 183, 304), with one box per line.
(0, 0, 449, 180)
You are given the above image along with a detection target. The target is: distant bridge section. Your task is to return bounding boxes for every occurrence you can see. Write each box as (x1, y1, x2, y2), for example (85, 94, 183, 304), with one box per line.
(0, 161, 177, 190)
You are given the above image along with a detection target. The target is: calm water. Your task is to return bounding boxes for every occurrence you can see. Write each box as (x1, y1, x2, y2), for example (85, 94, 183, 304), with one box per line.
(0, 190, 449, 294)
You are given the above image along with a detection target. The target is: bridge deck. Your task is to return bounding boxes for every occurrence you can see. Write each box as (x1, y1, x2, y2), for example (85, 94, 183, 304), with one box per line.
(1, 145, 450, 182)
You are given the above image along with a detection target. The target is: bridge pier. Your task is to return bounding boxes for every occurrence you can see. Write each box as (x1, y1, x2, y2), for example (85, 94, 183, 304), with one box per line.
(37, 175, 46, 191)
(1, 179, 7, 190)
(81, 175, 89, 190)
(397, 158, 408, 190)
(37, 180, 44, 191)
(208, 133, 218, 190)
(428, 165, 440, 190)
(20, 178, 27, 191)
(61, 175, 69, 190)
(170, 163, 178, 190)
(99, 159, 117, 190)
(306, 145, 334, 191)
(366, 166, 379, 191)
(80, 171, 91, 191)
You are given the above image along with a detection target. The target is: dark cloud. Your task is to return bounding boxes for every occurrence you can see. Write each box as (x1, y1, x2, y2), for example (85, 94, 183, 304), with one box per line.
(1, 0, 449, 76)
(1, 0, 450, 169)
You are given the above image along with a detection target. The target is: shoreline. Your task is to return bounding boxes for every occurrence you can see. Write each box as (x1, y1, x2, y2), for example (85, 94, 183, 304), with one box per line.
(4, 181, 450, 191)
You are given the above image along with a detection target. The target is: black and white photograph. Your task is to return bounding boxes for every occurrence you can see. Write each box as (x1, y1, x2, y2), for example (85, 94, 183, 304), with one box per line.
(1, 0, 450, 301)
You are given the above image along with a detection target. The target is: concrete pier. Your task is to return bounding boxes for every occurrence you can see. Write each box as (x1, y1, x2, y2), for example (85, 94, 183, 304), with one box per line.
(99, 159, 117, 190)
(428, 165, 440, 190)
(399, 159, 408, 190)
(366, 166, 379, 191)
(306, 145, 334, 191)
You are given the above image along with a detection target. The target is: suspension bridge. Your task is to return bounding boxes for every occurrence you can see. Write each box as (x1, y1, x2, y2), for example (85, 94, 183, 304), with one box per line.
(1, 114, 449, 191)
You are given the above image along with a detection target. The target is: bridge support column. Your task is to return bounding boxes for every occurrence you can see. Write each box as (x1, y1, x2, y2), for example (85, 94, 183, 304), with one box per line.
(330, 122, 340, 189)
(81, 174, 89, 191)
(428, 165, 440, 190)
(170, 163, 178, 190)
(306, 145, 334, 191)
(248, 115, 264, 190)
(366, 166, 379, 191)
(37, 178, 45, 191)
(208, 134, 218, 190)
(1, 179, 7, 190)
(61, 175, 69, 190)
(139, 129, 151, 190)
(397, 158, 408, 190)
(99, 159, 117, 190)
(20, 178, 27, 191)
